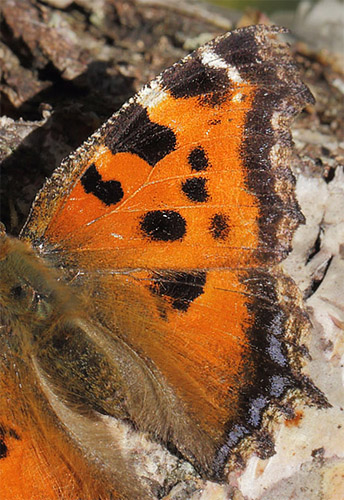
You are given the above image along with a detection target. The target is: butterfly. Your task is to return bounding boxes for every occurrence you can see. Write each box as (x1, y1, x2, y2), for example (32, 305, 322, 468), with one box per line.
(0, 24, 327, 499)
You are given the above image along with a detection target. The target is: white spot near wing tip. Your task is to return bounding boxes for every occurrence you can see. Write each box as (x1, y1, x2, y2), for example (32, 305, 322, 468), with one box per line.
(111, 233, 124, 239)
(200, 47, 228, 69)
(137, 77, 168, 109)
(200, 47, 244, 84)
(226, 66, 244, 84)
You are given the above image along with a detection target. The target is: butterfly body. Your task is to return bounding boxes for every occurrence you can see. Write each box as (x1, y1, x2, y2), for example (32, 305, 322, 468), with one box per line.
(0, 25, 327, 499)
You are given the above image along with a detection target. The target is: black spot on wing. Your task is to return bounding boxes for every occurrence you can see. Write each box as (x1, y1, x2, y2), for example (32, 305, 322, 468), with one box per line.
(182, 177, 209, 203)
(105, 103, 176, 166)
(161, 56, 229, 100)
(210, 213, 230, 240)
(140, 210, 186, 241)
(188, 146, 209, 171)
(0, 426, 20, 460)
(0, 435, 7, 459)
(150, 271, 207, 311)
(81, 163, 124, 206)
(209, 118, 221, 126)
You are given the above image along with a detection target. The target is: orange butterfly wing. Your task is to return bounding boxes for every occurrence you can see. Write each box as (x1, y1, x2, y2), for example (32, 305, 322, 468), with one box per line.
(22, 25, 316, 472)
(1, 25, 325, 499)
